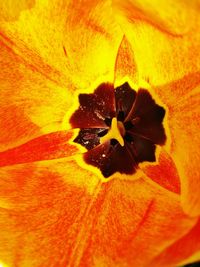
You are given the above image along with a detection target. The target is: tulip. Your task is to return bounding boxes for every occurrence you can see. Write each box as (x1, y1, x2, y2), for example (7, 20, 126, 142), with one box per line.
(0, 0, 200, 266)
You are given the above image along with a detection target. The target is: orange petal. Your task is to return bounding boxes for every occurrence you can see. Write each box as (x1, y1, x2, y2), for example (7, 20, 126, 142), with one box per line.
(75, 179, 196, 266)
(113, 0, 198, 36)
(0, 0, 35, 21)
(0, 161, 196, 266)
(154, 72, 200, 110)
(0, 130, 78, 167)
(150, 218, 200, 267)
(114, 35, 138, 87)
(0, 159, 100, 267)
(143, 149, 181, 194)
(0, 34, 73, 151)
(113, 1, 200, 89)
(169, 87, 200, 216)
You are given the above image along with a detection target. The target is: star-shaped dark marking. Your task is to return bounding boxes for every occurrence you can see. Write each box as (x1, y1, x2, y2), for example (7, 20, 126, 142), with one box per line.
(70, 82, 166, 178)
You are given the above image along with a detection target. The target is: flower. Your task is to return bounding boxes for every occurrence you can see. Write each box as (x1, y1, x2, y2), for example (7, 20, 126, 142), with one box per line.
(0, 1, 200, 267)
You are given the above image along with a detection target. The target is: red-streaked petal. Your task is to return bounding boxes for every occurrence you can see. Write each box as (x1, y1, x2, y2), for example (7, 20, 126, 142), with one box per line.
(0, 165, 196, 267)
(0, 35, 73, 151)
(0, 159, 100, 267)
(0, 130, 78, 167)
(76, 179, 197, 266)
(143, 149, 181, 194)
(169, 88, 200, 216)
(150, 219, 200, 267)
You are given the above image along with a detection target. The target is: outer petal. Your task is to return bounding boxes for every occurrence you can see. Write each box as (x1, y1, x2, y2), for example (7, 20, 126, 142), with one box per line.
(113, 1, 200, 88)
(113, 0, 198, 35)
(150, 219, 200, 267)
(0, 130, 78, 167)
(169, 87, 200, 216)
(0, 158, 100, 267)
(1, 0, 123, 89)
(0, 35, 73, 151)
(0, 163, 197, 267)
(76, 179, 197, 267)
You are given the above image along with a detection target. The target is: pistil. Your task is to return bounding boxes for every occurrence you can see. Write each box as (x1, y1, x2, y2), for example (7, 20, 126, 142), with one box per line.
(100, 117, 125, 146)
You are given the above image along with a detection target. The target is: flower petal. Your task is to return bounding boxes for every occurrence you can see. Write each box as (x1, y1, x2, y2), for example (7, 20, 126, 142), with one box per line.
(0, 130, 78, 167)
(143, 149, 181, 194)
(113, 2, 200, 89)
(0, 34, 73, 151)
(150, 218, 200, 267)
(113, 0, 198, 36)
(1, 0, 123, 89)
(0, 160, 197, 266)
(75, 179, 197, 266)
(0, 0, 35, 21)
(0, 159, 100, 267)
(114, 36, 138, 86)
(169, 88, 200, 216)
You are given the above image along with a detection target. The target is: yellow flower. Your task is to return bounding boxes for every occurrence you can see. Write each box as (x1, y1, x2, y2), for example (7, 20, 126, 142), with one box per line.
(0, 0, 200, 266)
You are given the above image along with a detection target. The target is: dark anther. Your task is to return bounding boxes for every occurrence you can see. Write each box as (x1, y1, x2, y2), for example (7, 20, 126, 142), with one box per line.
(117, 111, 125, 121)
(70, 82, 166, 178)
(104, 117, 112, 127)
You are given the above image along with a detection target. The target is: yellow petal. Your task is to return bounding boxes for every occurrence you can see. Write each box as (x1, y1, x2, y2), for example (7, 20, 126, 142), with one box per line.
(0, 0, 35, 21)
(2, 0, 123, 89)
(113, 1, 200, 88)
(113, 0, 199, 36)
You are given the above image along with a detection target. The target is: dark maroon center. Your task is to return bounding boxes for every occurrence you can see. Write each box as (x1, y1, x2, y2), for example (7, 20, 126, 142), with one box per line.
(70, 82, 166, 178)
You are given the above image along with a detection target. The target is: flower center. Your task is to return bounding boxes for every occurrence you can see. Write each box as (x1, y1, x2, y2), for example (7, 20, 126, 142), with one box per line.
(70, 82, 166, 178)
(100, 118, 125, 147)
